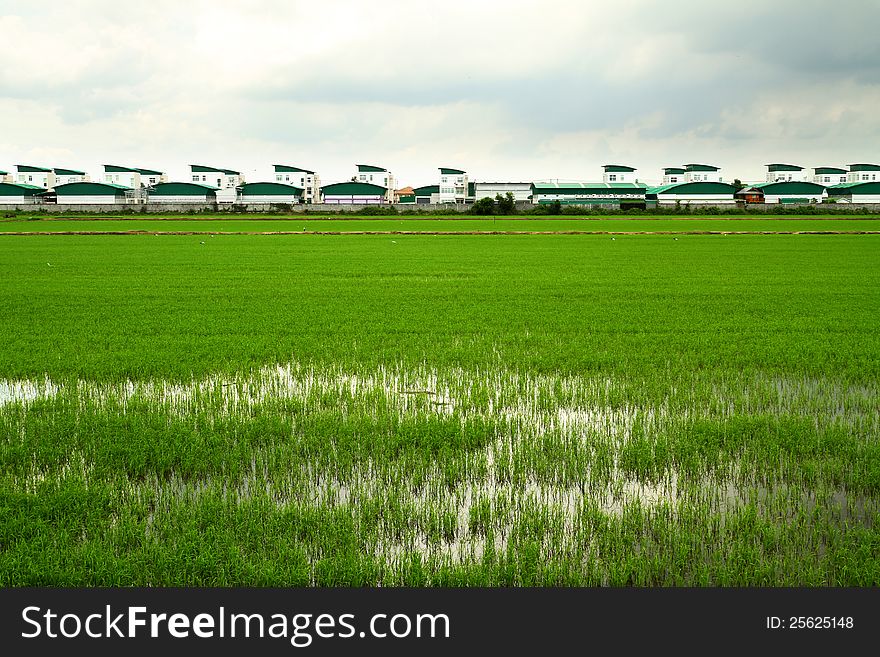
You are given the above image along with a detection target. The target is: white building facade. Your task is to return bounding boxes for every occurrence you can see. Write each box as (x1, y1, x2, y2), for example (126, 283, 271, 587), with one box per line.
(813, 167, 848, 185)
(438, 167, 468, 203)
(765, 164, 807, 182)
(683, 164, 723, 183)
(274, 165, 320, 203)
(16, 165, 55, 189)
(847, 164, 880, 183)
(53, 168, 90, 186)
(474, 182, 533, 202)
(602, 165, 638, 183)
(354, 165, 395, 203)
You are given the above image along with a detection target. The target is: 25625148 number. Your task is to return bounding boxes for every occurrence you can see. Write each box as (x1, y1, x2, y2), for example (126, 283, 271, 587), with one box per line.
(789, 617, 853, 629)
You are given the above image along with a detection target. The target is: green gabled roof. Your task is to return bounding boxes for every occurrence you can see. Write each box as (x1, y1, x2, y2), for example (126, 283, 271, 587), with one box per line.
(16, 165, 53, 173)
(54, 182, 131, 195)
(0, 182, 44, 196)
(684, 164, 720, 172)
(356, 164, 387, 173)
(53, 167, 87, 176)
(191, 165, 240, 175)
(413, 185, 439, 196)
(104, 164, 137, 173)
(813, 167, 847, 175)
(647, 181, 737, 195)
(766, 164, 803, 172)
(663, 167, 686, 175)
(849, 163, 880, 172)
(439, 167, 466, 175)
(828, 181, 880, 192)
(750, 181, 826, 194)
(136, 168, 163, 176)
(239, 182, 304, 196)
(322, 182, 387, 195)
(602, 164, 636, 172)
(274, 165, 315, 174)
(150, 182, 219, 195)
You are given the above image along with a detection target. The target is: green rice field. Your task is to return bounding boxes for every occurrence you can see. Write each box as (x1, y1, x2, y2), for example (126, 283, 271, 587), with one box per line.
(2, 215, 880, 234)
(1, 219, 878, 585)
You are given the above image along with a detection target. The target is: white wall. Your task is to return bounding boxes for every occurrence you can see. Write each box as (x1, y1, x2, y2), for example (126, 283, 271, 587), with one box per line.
(191, 170, 244, 188)
(150, 195, 214, 203)
(55, 173, 90, 186)
(813, 172, 847, 184)
(354, 169, 395, 202)
(105, 171, 141, 188)
(240, 194, 300, 204)
(57, 195, 124, 205)
(847, 170, 880, 183)
(662, 173, 684, 184)
(275, 171, 321, 202)
(602, 170, 636, 183)
(763, 192, 826, 203)
(438, 172, 468, 203)
(684, 170, 723, 183)
(324, 195, 384, 204)
(655, 193, 735, 205)
(0, 195, 37, 203)
(766, 169, 807, 182)
(16, 171, 55, 188)
(474, 183, 532, 202)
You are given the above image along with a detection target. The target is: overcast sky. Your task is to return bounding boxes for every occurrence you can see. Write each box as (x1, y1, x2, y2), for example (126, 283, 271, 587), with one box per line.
(1, 0, 878, 186)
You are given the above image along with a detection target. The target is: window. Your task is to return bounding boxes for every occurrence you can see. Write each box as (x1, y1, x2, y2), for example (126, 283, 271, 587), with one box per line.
(863, 174, 869, 181)
(824, 176, 830, 183)
(457, 177, 463, 183)
(608, 174, 617, 181)
(202, 175, 207, 182)
(193, 175, 199, 182)
(276, 175, 282, 181)
(441, 177, 447, 183)
(359, 175, 366, 181)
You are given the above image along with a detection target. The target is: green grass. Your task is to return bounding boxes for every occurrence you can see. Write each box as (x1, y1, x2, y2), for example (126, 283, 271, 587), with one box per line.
(1, 230, 878, 585)
(1, 216, 879, 234)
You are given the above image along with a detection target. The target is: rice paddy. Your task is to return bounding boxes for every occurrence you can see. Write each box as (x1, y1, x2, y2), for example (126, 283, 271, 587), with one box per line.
(1, 224, 878, 585)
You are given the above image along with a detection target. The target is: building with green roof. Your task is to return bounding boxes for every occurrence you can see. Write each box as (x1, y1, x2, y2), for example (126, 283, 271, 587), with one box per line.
(191, 165, 244, 203)
(0, 182, 44, 204)
(353, 165, 395, 202)
(846, 164, 880, 184)
(827, 181, 880, 203)
(322, 182, 388, 205)
(738, 181, 827, 204)
(53, 168, 90, 186)
(149, 182, 218, 203)
(602, 165, 638, 184)
(0, 169, 11, 184)
(274, 165, 320, 203)
(765, 164, 807, 183)
(647, 181, 737, 205)
(412, 185, 440, 204)
(812, 167, 848, 185)
(54, 182, 131, 204)
(439, 167, 469, 203)
(531, 181, 647, 207)
(104, 165, 167, 188)
(683, 164, 723, 183)
(239, 182, 303, 204)
(15, 165, 55, 189)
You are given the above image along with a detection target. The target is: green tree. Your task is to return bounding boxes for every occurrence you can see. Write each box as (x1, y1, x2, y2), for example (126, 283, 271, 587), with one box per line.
(495, 192, 516, 214)
(472, 197, 495, 215)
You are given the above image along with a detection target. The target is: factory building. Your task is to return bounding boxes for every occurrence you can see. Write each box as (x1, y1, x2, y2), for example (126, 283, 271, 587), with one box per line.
(354, 165, 395, 203)
(662, 168, 686, 184)
(0, 182, 44, 204)
(104, 165, 167, 188)
(412, 185, 439, 204)
(149, 182, 218, 203)
(647, 181, 737, 205)
(274, 165, 320, 203)
(239, 182, 303, 204)
(530, 181, 646, 207)
(602, 165, 638, 183)
(737, 181, 827, 204)
(438, 167, 469, 203)
(474, 182, 533, 202)
(53, 182, 131, 204)
(846, 163, 880, 183)
(683, 164, 723, 183)
(321, 182, 388, 204)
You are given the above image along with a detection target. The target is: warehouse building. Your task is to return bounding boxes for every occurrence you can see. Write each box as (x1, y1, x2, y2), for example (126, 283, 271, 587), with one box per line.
(274, 165, 320, 203)
(149, 182, 218, 203)
(53, 182, 131, 204)
(846, 163, 880, 183)
(412, 185, 439, 204)
(737, 181, 827, 204)
(239, 182, 303, 204)
(438, 167, 469, 203)
(0, 182, 44, 204)
(354, 165, 395, 202)
(647, 181, 737, 205)
(827, 181, 880, 203)
(474, 182, 532, 202)
(321, 182, 388, 204)
(395, 186, 415, 203)
(191, 165, 243, 203)
(813, 167, 848, 185)
(53, 168, 90, 186)
(531, 181, 647, 208)
(765, 164, 807, 182)
(15, 165, 55, 189)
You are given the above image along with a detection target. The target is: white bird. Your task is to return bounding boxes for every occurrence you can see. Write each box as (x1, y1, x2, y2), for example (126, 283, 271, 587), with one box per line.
(46, 262, 53, 267)
(392, 240, 397, 244)
(200, 241, 206, 245)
